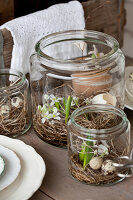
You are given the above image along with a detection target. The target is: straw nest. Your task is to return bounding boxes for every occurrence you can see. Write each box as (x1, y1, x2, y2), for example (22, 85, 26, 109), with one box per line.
(0, 93, 29, 136)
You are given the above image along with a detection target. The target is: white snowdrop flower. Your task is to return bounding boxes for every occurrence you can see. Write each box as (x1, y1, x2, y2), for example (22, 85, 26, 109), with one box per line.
(41, 105, 47, 113)
(43, 94, 49, 101)
(41, 118, 46, 123)
(88, 45, 104, 58)
(51, 107, 61, 120)
(52, 107, 58, 113)
(41, 111, 49, 124)
(50, 94, 61, 106)
(98, 144, 109, 156)
(71, 96, 79, 106)
(101, 140, 109, 148)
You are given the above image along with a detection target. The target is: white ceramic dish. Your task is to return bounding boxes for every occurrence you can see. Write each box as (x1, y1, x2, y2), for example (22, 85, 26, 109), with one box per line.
(0, 145, 21, 191)
(125, 93, 133, 110)
(125, 66, 133, 105)
(0, 155, 5, 176)
(0, 136, 46, 200)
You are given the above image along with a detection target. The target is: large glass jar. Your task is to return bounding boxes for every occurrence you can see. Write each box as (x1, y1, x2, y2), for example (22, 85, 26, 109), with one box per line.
(67, 104, 131, 185)
(30, 30, 125, 148)
(0, 68, 31, 137)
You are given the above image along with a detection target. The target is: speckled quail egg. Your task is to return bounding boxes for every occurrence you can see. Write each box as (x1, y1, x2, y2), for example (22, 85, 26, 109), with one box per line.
(89, 157, 103, 170)
(102, 159, 116, 175)
(0, 105, 10, 116)
(11, 97, 23, 108)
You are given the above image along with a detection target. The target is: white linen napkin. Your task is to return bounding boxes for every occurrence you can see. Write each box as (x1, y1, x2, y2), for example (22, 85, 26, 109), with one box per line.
(0, 1, 85, 75)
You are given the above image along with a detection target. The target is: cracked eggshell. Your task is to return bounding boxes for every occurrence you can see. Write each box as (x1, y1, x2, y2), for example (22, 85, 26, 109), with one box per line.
(89, 157, 103, 170)
(91, 93, 117, 107)
(102, 159, 116, 175)
(11, 97, 23, 108)
(0, 105, 10, 116)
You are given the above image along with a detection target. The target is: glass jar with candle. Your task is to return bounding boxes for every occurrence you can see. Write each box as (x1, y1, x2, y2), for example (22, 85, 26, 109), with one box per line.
(67, 104, 131, 185)
(30, 30, 125, 148)
(0, 68, 31, 137)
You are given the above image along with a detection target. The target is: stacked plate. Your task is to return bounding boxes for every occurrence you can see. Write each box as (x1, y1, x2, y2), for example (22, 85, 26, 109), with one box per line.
(125, 66, 133, 110)
(0, 136, 46, 200)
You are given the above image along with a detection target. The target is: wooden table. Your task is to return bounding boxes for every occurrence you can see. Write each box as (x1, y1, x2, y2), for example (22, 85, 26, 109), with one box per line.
(18, 57, 133, 200)
(18, 110, 133, 200)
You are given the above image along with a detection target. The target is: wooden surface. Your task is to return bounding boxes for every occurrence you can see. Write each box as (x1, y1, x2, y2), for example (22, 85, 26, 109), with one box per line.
(0, 0, 14, 26)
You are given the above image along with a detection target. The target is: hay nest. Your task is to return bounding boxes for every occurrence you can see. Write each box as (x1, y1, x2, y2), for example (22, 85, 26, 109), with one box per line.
(69, 153, 128, 185)
(0, 93, 29, 137)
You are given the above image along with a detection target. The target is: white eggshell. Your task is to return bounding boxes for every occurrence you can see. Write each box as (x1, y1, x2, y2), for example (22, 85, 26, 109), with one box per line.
(0, 105, 10, 115)
(91, 93, 117, 107)
(91, 94, 106, 104)
(11, 97, 23, 108)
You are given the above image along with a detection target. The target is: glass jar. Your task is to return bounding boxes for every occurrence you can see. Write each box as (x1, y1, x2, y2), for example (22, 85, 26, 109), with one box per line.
(30, 30, 125, 148)
(67, 104, 131, 185)
(0, 68, 31, 137)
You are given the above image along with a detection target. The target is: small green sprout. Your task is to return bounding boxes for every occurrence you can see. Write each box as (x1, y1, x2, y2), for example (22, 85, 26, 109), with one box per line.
(79, 136, 93, 170)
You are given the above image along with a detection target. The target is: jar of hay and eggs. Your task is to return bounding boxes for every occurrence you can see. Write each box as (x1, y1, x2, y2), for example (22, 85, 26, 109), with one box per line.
(67, 104, 131, 185)
(0, 68, 31, 137)
(30, 30, 125, 148)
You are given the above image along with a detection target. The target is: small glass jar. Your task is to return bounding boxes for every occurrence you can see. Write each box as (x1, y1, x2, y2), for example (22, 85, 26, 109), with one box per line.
(0, 68, 31, 137)
(67, 104, 130, 185)
(30, 30, 125, 148)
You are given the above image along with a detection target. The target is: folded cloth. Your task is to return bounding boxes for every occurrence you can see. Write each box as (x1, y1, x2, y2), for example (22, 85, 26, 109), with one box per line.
(0, 1, 85, 75)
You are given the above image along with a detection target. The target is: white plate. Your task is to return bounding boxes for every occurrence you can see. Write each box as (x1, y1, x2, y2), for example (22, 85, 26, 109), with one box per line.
(0, 136, 46, 200)
(0, 145, 21, 191)
(125, 66, 133, 110)
(0, 155, 5, 176)
(125, 93, 133, 110)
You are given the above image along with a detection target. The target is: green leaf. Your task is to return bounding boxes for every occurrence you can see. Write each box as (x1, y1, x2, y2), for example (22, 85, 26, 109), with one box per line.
(79, 136, 93, 170)
(91, 53, 96, 59)
(65, 96, 72, 124)
(63, 97, 66, 109)
(79, 142, 86, 162)
(55, 102, 60, 109)
(83, 145, 93, 170)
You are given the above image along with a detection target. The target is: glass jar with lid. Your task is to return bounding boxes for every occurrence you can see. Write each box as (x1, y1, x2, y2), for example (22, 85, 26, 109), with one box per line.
(0, 68, 31, 137)
(30, 30, 125, 148)
(67, 104, 131, 185)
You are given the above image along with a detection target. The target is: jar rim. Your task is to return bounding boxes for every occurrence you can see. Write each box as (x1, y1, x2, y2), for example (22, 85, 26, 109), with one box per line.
(35, 30, 119, 72)
(70, 104, 128, 138)
(0, 68, 26, 94)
